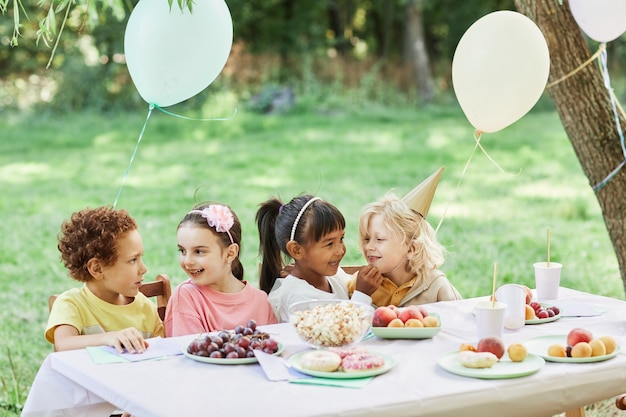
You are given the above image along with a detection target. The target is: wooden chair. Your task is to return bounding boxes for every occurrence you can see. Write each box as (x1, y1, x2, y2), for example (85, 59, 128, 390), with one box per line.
(48, 273, 172, 321)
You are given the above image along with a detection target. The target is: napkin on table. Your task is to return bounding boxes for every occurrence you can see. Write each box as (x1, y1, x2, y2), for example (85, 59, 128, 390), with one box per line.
(89, 336, 184, 364)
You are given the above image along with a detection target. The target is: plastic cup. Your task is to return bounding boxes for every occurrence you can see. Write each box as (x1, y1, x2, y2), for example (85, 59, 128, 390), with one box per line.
(495, 284, 527, 330)
(534, 262, 562, 301)
(475, 301, 506, 340)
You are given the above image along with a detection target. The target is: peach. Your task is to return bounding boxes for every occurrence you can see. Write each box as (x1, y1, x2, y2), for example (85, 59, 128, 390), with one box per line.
(372, 306, 397, 327)
(387, 318, 405, 327)
(477, 336, 505, 360)
(599, 335, 617, 355)
(405, 318, 424, 328)
(416, 306, 429, 318)
(547, 344, 567, 357)
(589, 339, 606, 357)
(570, 342, 592, 358)
(521, 285, 533, 304)
(567, 328, 593, 347)
(507, 343, 527, 362)
(398, 306, 424, 323)
(525, 305, 536, 320)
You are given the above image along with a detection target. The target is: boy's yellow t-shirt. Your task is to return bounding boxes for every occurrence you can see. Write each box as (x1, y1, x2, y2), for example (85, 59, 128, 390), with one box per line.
(45, 285, 165, 343)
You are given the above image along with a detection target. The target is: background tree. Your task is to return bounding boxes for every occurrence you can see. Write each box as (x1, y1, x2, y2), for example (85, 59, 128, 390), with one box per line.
(515, 0, 626, 292)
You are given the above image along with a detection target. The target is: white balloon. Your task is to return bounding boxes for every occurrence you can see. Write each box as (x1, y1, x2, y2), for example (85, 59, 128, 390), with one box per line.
(570, 0, 626, 43)
(452, 11, 550, 133)
(124, 0, 233, 107)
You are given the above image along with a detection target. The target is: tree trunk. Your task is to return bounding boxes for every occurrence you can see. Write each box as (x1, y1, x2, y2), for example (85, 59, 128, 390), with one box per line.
(515, 0, 626, 295)
(404, 0, 435, 103)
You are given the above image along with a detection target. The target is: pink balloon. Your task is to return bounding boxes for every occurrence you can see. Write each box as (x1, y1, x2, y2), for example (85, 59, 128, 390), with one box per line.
(570, 0, 626, 43)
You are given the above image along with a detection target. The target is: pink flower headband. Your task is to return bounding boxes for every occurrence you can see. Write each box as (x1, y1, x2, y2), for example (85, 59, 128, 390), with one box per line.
(189, 205, 234, 244)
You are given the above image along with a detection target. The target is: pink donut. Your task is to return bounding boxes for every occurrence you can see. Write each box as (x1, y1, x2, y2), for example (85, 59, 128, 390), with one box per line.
(328, 346, 369, 359)
(300, 350, 342, 372)
(341, 352, 385, 372)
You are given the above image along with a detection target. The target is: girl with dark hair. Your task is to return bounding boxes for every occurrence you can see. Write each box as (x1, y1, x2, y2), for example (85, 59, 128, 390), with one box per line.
(165, 203, 277, 336)
(256, 194, 382, 322)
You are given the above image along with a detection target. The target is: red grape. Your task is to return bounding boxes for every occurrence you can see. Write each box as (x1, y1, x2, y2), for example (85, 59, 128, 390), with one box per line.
(186, 320, 280, 360)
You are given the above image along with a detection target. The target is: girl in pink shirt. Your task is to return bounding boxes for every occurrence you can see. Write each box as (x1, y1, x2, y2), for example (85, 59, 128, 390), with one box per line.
(165, 203, 277, 336)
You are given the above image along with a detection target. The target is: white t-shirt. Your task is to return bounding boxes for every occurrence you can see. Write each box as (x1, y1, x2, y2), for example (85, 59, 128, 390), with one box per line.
(268, 268, 372, 322)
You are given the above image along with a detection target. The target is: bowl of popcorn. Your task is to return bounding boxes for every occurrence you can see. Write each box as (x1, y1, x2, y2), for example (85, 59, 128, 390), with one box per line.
(288, 299, 375, 348)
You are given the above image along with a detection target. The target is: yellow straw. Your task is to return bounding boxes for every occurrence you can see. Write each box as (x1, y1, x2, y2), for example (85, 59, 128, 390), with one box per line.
(491, 263, 497, 308)
(547, 229, 551, 267)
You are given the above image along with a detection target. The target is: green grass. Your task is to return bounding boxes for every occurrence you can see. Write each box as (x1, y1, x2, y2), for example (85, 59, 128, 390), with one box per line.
(0, 94, 623, 415)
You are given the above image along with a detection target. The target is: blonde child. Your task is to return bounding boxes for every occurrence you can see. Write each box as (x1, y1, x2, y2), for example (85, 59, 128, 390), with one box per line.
(46, 206, 164, 354)
(256, 194, 382, 322)
(349, 168, 461, 306)
(165, 203, 277, 336)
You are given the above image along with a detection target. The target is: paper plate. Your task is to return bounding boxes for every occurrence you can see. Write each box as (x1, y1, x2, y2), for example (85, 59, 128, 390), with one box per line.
(524, 335, 620, 363)
(438, 351, 545, 379)
(182, 342, 284, 365)
(526, 303, 561, 324)
(371, 313, 441, 339)
(288, 351, 395, 379)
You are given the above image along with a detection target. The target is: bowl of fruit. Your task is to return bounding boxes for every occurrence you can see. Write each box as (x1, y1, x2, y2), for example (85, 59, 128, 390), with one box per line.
(370, 305, 441, 339)
(184, 319, 282, 364)
(288, 299, 374, 348)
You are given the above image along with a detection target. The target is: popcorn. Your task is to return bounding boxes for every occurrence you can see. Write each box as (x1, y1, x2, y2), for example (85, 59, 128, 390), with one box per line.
(289, 301, 372, 347)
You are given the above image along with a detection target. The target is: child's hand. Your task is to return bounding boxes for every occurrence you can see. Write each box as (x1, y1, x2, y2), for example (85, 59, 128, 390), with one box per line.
(355, 264, 383, 296)
(108, 328, 148, 354)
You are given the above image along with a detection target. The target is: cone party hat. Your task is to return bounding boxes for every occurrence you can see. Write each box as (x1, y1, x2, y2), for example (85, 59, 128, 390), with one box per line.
(401, 166, 444, 218)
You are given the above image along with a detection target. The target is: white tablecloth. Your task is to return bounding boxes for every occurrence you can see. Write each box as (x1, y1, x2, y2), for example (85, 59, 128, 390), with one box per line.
(22, 287, 626, 417)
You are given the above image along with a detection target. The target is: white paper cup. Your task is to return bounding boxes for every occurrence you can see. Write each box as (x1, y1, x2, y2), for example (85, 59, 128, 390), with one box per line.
(495, 284, 526, 330)
(475, 301, 506, 340)
(534, 262, 562, 301)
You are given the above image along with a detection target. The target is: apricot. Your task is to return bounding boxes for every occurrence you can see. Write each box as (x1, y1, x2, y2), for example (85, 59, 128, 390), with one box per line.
(387, 318, 405, 328)
(525, 305, 536, 320)
(570, 342, 592, 358)
(422, 316, 440, 327)
(567, 328, 593, 347)
(507, 343, 527, 362)
(404, 318, 424, 328)
(589, 339, 606, 357)
(477, 336, 505, 359)
(599, 335, 617, 355)
(547, 343, 567, 357)
(459, 343, 477, 352)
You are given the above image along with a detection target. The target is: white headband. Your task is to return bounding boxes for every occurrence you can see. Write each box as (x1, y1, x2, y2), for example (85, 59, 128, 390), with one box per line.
(289, 197, 321, 241)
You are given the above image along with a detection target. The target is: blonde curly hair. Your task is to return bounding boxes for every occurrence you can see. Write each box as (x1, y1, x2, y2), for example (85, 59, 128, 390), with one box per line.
(358, 192, 445, 277)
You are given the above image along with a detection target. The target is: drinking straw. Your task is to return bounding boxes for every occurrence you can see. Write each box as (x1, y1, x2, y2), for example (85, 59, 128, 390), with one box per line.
(491, 263, 497, 308)
(547, 228, 551, 267)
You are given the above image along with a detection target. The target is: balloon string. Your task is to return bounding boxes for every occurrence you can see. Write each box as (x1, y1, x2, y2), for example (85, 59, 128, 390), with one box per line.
(435, 131, 481, 233)
(592, 47, 626, 192)
(545, 43, 605, 89)
(473, 131, 522, 177)
(113, 104, 154, 208)
(435, 130, 520, 233)
(152, 104, 238, 121)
